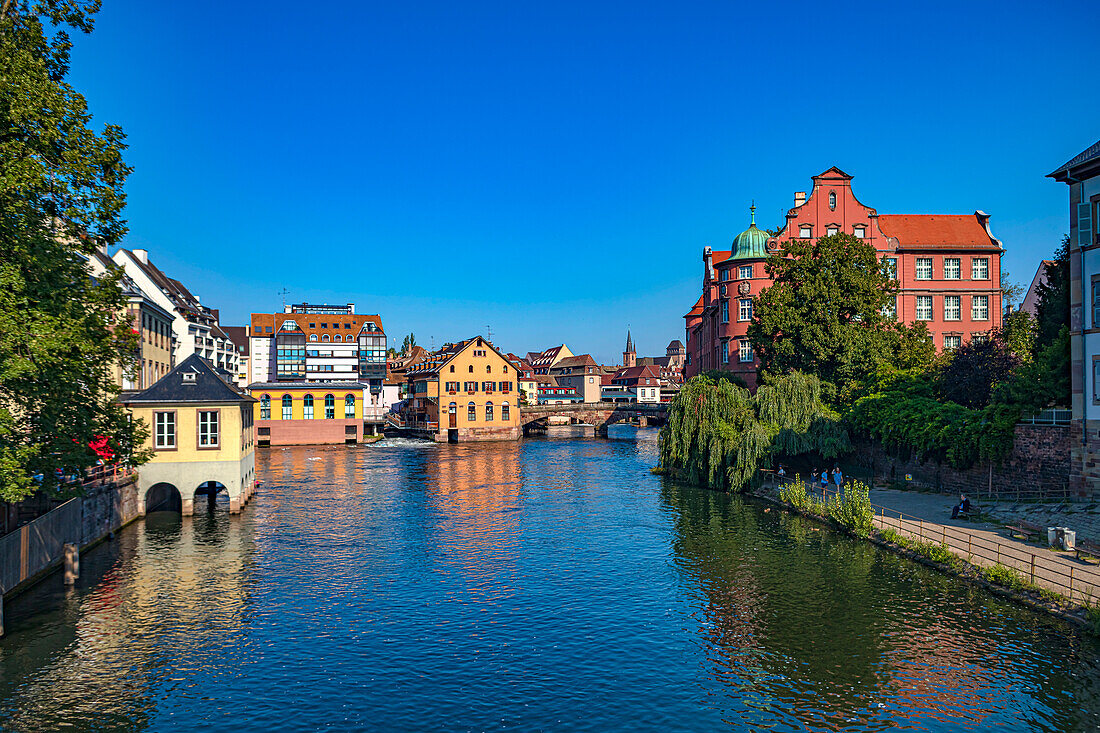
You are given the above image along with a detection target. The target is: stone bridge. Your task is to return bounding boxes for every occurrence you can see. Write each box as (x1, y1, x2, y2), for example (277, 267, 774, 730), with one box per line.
(519, 402, 668, 437)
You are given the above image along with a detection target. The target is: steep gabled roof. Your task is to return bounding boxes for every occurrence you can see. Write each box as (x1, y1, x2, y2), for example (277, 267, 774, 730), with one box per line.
(122, 354, 251, 404)
(551, 354, 597, 370)
(405, 336, 510, 377)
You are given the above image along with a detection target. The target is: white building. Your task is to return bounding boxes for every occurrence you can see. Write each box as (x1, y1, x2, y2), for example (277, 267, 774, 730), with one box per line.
(1049, 139, 1100, 496)
(113, 249, 238, 377)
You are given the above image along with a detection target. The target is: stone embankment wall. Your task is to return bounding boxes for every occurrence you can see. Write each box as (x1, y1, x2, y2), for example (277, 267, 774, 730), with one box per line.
(80, 477, 141, 546)
(851, 424, 1073, 500)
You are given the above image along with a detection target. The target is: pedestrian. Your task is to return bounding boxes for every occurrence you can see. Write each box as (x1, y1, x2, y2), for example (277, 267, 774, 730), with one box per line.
(832, 465, 844, 491)
(820, 469, 829, 490)
(811, 468, 819, 487)
(777, 464, 786, 483)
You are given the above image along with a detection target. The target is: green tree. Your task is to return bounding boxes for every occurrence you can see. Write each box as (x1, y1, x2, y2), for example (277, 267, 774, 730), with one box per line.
(400, 333, 417, 355)
(748, 233, 931, 400)
(0, 1, 148, 502)
(1035, 236, 1070, 348)
(935, 332, 1022, 409)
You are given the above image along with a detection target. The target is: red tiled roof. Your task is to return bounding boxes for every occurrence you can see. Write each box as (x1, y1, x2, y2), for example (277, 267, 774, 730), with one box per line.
(685, 294, 704, 318)
(877, 213, 1001, 251)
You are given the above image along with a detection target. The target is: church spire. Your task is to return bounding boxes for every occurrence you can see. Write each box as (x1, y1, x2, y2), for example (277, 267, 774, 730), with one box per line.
(625, 329, 634, 354)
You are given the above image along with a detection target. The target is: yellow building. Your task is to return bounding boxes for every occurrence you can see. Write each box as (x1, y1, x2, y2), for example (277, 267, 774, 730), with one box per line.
(249, 382, 379, 446)
(121, 354, 256, 516)
(402, 336, 521, 442)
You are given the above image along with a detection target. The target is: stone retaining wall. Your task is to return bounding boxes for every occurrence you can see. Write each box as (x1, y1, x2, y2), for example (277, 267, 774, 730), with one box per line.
(851, 423, 1074, 500)
(80, 476, 140, 546)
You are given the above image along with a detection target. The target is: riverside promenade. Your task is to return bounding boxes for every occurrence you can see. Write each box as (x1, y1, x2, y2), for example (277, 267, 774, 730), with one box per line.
(771, 479, 1100, 608)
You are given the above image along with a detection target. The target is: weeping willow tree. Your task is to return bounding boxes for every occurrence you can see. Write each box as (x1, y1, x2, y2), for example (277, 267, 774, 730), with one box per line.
(658, 371, 850, 492)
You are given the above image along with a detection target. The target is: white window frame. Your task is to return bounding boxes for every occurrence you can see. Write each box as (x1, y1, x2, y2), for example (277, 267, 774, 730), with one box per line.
(944, 335, 962, 350)
(738, 340, 753, 363)
(799, 225, 812, 239)
(944, 295, 961, 321)
(915, 258, 933, 280)
(738, 265, 752, 279)
(916, 296, 933, 321)
(738, 298, 753, 322)
(198, 410, 219, 448)
(154, 411, 175, 449)
(971, 258, 989, 280)
(972, 295, 989, 321)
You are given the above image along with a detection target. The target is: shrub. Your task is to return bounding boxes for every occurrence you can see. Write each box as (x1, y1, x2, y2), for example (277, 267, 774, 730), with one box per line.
(982, 563, 1027, 592)
(826, 480, 874, 537)
(779, 476, 808, 510)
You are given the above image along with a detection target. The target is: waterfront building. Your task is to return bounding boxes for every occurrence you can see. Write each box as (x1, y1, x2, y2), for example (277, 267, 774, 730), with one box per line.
(249, 382, 380, 446)
(603, 365, 662, 403)
(87, 249, 175, 390)
(248, 302, 386, 396)
(538, 376, 581, 404)
(685, 168, 1005, 385)
(401, 336, 521, 442)
(526, 344, 573, 375)
(112, 248, 239, 377)
(120, 354, 255, 516)
(548, 354, 602, 403)
(1049, 139, 1100, 496)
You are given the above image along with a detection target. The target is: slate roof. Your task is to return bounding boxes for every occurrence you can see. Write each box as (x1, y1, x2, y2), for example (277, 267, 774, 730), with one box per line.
(1048, 139, 1100, 180)
(247, 381, 368, 390)
(122, 354, 252, 404)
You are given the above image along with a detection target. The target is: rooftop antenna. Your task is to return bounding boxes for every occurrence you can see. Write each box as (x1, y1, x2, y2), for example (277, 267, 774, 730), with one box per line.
(486, 325, 492, 342)
(278, 287, 290, 309)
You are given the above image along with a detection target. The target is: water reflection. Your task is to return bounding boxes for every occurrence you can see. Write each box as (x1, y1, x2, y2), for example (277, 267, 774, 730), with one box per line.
(1, 430, 1098, 732)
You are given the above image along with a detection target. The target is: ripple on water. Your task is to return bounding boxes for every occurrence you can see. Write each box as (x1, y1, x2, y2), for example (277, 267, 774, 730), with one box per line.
(2, 434, 1099, 732)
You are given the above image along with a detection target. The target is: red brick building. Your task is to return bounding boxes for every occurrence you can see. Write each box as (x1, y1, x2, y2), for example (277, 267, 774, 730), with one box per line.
(685, 167, 1004, 386)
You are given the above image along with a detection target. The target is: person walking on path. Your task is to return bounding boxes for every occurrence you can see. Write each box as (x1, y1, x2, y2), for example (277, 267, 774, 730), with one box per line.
(832, 466, 844, 493)
(820, 468, 829, 494)
(810, 468, 819, 490)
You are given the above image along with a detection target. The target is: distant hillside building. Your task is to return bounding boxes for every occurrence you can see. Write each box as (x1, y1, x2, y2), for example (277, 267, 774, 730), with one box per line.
(1020, 260, 1055, 317)
(685, 169, 1005, 387)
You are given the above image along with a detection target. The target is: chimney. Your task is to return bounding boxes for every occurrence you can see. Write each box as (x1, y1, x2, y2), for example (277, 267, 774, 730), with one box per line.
(703, 246, 714, 282)
(794, 192, 806, 207)
(132, 249, 149, 264)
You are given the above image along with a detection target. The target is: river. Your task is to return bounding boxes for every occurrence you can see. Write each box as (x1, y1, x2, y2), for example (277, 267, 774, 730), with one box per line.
(2, 429, 1099, 731)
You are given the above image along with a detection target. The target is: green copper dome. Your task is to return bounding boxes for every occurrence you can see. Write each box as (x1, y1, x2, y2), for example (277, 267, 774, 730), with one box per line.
(729, 203, 770, 261)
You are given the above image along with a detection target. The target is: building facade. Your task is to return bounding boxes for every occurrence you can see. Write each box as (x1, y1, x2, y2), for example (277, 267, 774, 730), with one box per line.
(250, 382, 380, 446)
(548, 354, 602, 403)
(87, 249, 175, 390)
(685, 168, 1005, 385)
(1049, 139, 1100, 496)
(402, 336, 521, 442)
(113, 248, 239, 377)
(121, 354, 256, 516)
(248, 303, 387, 399)
(526, 345, 573, 375)
(603, 365, 662, 403)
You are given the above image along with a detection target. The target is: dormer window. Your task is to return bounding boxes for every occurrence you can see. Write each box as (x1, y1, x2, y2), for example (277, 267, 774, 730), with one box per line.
(799, 225, 812, 239)
(182, 372, 197, 383)
(829, 191, 837, 210)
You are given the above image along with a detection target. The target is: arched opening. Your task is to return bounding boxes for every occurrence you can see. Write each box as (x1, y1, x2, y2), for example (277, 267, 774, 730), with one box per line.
(303, 393, 314, 419)
(281, 394, 292, 420)
(345, 393, 356, 418)
(467, 401, 476, 422)
(324, 393, 335, 419)
(260, 393, 271, 420)
(194, 480, 230, 512)
(146, 482, 182, 514)
(829, 191, 837, 210)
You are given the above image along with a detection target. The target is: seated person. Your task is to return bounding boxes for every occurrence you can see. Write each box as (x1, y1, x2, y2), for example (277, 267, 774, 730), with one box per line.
(951, 495, 971, 519)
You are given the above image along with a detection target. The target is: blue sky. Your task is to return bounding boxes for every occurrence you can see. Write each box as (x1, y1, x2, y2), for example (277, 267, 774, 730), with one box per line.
(71, 0, 1099, 364)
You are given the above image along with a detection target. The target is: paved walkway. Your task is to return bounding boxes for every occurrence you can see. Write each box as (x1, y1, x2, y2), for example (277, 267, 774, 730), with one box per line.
(781, 482, 1100, 607)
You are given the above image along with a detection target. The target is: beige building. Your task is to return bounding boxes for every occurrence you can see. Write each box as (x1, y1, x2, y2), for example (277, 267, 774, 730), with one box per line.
(402, 336, 521, 442)
(88, 249, 174, 390)
(526, 344, 573, 375)
(122, 354, 256, 515)
(548, 354, 602, 402)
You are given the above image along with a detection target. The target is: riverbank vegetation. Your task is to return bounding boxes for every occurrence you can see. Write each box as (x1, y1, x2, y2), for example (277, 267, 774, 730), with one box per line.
(657, 372, 849, 491)
(660, 232, 1072, 489)
(1, 2, 150, 501)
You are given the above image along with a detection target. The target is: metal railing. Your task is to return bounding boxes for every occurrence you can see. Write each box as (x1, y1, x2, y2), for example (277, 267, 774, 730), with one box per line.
(770, 476, 1100, 606)
(1020, 408, 1072, 426)
(0, 499, 81, 595)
